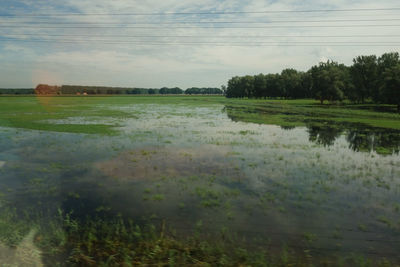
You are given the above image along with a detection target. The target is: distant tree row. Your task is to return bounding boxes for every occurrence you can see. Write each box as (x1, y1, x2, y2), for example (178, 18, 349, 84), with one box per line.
(61, 85, 135, 95)
(58, 85, 223, 95)
(1, 86, 225, 95)
(185, 87, 223, 95)
(0, 89, 34, 95)
(226, 52, 400, 111)
(159, 87, 184, 94)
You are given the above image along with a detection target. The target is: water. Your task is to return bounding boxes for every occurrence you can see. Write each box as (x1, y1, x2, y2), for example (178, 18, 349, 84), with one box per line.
(0, 102, 399, 264)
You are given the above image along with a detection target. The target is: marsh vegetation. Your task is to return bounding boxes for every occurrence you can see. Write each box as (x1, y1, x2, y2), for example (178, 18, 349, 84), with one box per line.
(0, 96, 399, 266)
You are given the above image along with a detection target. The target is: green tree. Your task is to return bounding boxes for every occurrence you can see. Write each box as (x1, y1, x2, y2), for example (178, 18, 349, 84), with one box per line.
(376, 52, 400, 104)
(226, 76, 244, 98)
(265, 74, 281, 98)
(350, 55, 378, 103)
(280, 69, 303, 99)
(310, 61, 345, 104)
(253, 74, 266, 99)
(300, 71, 312, 98)
(380, 63, 400, 112)
(241, 75, 254, 98)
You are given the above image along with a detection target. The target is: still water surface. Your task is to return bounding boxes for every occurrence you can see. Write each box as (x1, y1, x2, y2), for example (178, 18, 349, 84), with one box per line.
(0, 103, 399, 263)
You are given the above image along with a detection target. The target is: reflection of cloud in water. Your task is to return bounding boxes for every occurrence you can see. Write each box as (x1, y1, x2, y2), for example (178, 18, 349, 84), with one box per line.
(95, 145, 238, 181)
(41, 116, 118, 126)
(0, 161, 5, 168)
(1, 102, 399, 262)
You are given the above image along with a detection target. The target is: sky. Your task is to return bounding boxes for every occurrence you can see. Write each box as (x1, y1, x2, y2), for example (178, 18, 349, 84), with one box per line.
(0, 0, 399, 89)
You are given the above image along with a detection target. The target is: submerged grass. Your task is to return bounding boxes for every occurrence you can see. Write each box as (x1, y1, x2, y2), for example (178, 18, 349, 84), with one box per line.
(221, 99, 400, 130)
(0, 96, 399, 134)
(1, 95, 400, 266)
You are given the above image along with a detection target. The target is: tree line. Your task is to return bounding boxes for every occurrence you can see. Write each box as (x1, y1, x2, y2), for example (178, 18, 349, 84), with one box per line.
(226, 52, 400, 111)
(60, 85, 224, 95)
(0, 89, 34, 95)
(60, 85, 185, 95)
(1, 86, 223, 95)
(59, 85, 222, 95)
(185, 87, 223, 95)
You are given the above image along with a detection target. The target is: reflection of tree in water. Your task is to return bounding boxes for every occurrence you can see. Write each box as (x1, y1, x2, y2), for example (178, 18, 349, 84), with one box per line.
(224, 105, 400, 155)
(346, 130, 400, 154)
(307, 126, 343, 147)
(307, 124, 400, 154)
(346, 130, 374, 153)
(280, 126, 296, 130)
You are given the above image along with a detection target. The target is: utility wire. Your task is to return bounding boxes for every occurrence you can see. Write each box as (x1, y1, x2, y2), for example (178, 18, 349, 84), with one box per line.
(2, 33, 400, 38)
(1, 38, 398, 44)
(0, 14, 397, 21)
(1, 24, 400, 29)
(2, 18, 400, 24)
(0, 39, 398, 47)
(1, 7, 400, 17)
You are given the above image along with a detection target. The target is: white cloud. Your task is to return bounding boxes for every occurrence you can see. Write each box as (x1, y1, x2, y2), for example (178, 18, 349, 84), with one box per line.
(0, 0, 399, 88)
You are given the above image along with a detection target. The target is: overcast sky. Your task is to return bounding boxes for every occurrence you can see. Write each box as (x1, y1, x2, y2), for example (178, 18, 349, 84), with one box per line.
(0, 0, 399, 88)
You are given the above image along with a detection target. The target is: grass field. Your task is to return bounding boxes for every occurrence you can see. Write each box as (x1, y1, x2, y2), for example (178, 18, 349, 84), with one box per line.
(0, 96, 399, 134)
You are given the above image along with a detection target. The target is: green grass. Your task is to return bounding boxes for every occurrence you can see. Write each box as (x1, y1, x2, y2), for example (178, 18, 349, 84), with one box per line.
(219, 98, 400, 130)
(0, 96, 399, 134)
(0, 207, 31, 247)
(28, 209, 400, 266)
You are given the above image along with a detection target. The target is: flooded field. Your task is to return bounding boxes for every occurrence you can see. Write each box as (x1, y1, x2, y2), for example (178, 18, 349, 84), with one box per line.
(0, 96, 399, 266)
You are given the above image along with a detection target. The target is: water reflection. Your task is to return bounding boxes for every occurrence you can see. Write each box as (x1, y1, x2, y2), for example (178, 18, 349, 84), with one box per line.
(307, 124, 400, 154)
(346, 129, 400, 154)
(1, 102, 400, 265)
(225, 106, 400, 155)
(307, 125, 343, 147)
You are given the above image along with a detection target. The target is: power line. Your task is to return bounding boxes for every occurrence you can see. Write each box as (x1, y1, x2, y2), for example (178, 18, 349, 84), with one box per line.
(0, 39, 398, 47)
(1, 36, 399, 44)
(1, 14, 397, 21)
(3, 38, 399, 44)
(1, 7, 400, 17)
(1, 24, 400, 29)
(2, 18, 400, 24)
(2, 33, 400, 38)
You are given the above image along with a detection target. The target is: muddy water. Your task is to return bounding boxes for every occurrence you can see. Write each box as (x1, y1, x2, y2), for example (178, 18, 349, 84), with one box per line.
(0, 103, 399, 263)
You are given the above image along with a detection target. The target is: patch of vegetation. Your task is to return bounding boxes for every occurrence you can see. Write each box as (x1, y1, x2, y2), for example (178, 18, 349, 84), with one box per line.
(30, 211, 399, 266)
(0, 207, 31, 247)
(0, 96, 399, 138)
(222, 99, 400, 130)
